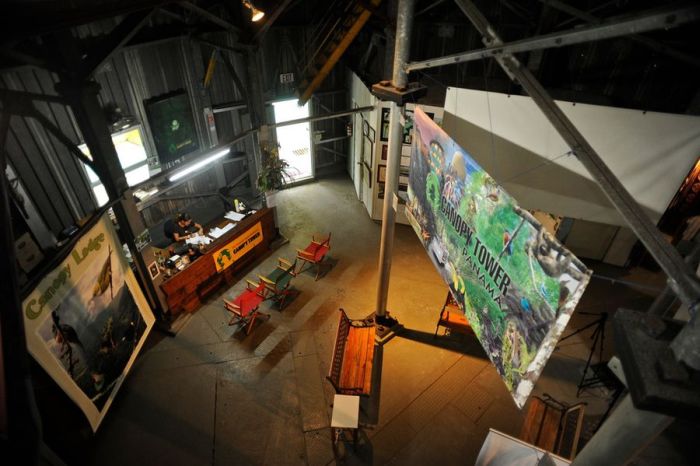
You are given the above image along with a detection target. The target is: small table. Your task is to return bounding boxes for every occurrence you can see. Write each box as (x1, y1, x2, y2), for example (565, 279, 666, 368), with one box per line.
(331, 394, 360, 448)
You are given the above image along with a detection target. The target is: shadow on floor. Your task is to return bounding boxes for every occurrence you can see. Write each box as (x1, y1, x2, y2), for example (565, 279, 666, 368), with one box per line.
(397, 327, 489, 359)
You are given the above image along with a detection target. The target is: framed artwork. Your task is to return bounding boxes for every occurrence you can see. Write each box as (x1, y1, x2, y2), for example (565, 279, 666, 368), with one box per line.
(381, 144, 388, 161)
(380, 108, 390, 141)
(377, 165, 387, 183)
(377, 182, 385, 199)
(148, 261, 160, 280)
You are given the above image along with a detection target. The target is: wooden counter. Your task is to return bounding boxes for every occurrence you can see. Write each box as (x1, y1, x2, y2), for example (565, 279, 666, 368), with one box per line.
(160, 208, 275, 315)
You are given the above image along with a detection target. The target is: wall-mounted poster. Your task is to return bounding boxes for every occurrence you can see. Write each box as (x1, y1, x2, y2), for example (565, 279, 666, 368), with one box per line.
(377, 165, 387, 183)
(145, 89, 200, 165)
(380, 108, 390, 142)
(22, 215, 155, 431)
(406, 107, 591, 408)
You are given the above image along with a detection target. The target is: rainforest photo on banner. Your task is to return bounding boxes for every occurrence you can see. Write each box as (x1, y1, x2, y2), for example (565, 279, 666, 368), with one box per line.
(406, 107, 591, 408)
(22, 214, 155, 430)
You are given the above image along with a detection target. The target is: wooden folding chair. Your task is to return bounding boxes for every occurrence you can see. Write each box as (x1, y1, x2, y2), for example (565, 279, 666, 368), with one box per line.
(434, 292, 474, 338)
(296, 233, 332, 280)
(223, 279, 269, 335)
(259, 257, 298, 310)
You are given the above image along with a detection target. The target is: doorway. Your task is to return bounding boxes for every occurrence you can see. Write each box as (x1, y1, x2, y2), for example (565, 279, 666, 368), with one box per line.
(273, 99, 313, 182)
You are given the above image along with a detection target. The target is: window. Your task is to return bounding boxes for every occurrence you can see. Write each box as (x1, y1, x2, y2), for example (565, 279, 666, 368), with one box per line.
(80, 126, 151, 207)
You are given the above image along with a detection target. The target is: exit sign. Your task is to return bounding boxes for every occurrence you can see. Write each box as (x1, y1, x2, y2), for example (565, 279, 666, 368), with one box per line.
(280, 73, 295, 84)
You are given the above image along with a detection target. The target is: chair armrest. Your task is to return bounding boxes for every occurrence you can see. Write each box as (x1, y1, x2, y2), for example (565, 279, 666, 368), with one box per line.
(297, 249, 315, 261)
(259, 275, 276, 286)
(246, 278, 260, 289)
(223, 298, 240, 311)
(278, 257, 295, 270)
(277, 257, 297, 276)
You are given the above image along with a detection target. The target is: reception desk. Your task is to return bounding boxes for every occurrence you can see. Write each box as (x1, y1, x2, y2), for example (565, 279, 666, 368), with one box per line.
(160, 208, 275, 315)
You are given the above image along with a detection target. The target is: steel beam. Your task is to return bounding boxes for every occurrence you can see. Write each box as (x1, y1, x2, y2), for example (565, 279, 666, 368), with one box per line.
(53, 31, 166, 322)
(453, 0, 700, 312)
(407, 4, 700, 72)
(220, 54, 250, 106)
(0, 111, 43, 462)
(252, 0, 296, 43)
(212, 101, 247, 114)
(179, 1, 241, 35)
(540, 0, 700, 69)
(267, 106, 375, 129)
(0, 88, 66, 105)
(80, 9, 158, 78)
(452, 0, 700, 462)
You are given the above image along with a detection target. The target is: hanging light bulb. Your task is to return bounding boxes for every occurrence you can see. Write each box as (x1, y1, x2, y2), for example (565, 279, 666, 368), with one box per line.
(242, 0, 265, 22)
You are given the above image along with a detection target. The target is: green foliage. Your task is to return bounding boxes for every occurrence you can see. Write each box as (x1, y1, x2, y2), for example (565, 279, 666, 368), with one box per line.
(256, 141, 292, 192)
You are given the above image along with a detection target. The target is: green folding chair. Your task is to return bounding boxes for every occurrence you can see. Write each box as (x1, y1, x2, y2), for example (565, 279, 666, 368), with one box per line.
(258, 257, 298, 310)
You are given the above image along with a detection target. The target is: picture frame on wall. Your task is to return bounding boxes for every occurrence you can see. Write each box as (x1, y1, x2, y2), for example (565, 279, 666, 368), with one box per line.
(381, 144, 388, 161)
(148, 261, 160, 280)
(377, 165, 387, 183)
(380, 108, 390, 141)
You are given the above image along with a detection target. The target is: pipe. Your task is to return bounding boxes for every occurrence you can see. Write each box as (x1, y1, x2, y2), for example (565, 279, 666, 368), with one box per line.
(375, 0, 415, 319)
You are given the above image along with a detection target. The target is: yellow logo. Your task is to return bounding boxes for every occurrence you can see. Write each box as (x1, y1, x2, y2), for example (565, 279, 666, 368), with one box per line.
(212, 222, 264, 272)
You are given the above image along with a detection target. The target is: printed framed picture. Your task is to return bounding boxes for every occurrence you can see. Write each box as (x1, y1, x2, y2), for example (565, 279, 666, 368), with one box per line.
(377, 165, 387, 183)
(380, 108, 391, 141)
(148, 261, 160, 280)
(381, 144, 388, 161)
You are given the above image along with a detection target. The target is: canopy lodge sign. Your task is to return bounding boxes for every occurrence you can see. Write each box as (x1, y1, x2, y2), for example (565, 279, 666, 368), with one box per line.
(22, 215, 155, 430)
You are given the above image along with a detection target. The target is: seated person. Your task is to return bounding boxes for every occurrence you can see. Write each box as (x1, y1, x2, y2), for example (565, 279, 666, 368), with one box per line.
(163, 212, 203, 258)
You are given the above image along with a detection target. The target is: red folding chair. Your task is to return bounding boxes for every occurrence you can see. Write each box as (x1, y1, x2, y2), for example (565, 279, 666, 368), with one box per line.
(296, 233, 332, 281)
(223, 279, 269, 335)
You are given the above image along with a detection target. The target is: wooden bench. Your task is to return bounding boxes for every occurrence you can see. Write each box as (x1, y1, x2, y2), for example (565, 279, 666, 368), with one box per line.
(520, 394, 586, 460)
(434, 292, 474, 337)
(327, 308, 375, 397)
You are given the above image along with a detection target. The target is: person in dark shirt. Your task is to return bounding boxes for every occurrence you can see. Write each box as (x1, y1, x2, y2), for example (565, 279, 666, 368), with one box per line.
(163, 212, 203, 258)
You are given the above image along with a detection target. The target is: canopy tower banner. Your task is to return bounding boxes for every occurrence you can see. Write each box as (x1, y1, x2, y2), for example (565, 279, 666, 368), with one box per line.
(22, 214, 155, 430)
(406, 107, 591, 408)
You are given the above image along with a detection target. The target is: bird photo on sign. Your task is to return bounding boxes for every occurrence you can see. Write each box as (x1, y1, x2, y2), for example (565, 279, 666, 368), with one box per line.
(23, 215, 155, 431)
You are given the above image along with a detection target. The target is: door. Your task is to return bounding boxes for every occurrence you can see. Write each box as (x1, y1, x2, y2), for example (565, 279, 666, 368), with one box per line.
(272, 99, 313, 182)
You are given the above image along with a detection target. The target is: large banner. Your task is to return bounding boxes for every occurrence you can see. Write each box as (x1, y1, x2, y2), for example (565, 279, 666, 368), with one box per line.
(22, 215, 155, 430)
(406, 107, 591, 407)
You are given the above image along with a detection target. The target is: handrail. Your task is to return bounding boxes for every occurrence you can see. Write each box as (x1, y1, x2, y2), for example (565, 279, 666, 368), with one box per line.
(299, 0, 359, 80)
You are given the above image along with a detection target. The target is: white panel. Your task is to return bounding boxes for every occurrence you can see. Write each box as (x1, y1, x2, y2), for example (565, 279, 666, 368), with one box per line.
(444, 87, 700, 225)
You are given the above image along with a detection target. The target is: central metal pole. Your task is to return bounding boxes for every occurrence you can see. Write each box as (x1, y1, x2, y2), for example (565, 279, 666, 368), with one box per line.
(375, 0, 415, 319)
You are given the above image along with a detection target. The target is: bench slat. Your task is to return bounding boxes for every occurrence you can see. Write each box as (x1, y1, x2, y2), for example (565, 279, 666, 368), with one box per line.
(328, 309, 376, 396)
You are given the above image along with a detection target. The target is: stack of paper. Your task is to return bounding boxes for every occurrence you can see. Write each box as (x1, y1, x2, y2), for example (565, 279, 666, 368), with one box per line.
(224, 211, 245, 222)
(186, 234, 212, 246)
(208, 223, 235, 239)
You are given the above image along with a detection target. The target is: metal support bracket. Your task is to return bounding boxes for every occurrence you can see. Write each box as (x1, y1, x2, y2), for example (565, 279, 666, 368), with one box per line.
(370, 80, 427, 105)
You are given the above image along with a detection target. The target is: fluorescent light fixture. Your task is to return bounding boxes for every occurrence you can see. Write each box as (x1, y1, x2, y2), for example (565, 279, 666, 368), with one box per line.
(243, 0, 265, 22)
(168, 148, 230, 182)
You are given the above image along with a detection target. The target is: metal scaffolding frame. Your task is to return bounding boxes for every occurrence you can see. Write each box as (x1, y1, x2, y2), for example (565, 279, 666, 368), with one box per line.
(411, 1, 700, 463)
(406, 4, 700, 72)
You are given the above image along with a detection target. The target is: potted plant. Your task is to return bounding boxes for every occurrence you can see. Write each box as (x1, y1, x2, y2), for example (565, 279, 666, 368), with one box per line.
(256, 141, 292, 210)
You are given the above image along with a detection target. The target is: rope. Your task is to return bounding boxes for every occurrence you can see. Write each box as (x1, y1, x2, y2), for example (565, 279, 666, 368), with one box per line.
(501, 150, 574, 184)
(483, 67, 498, 179)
